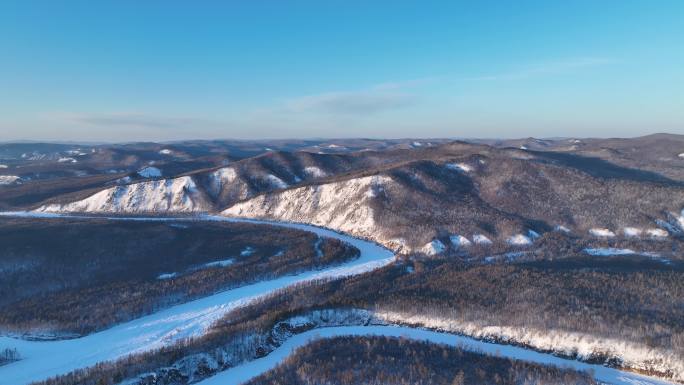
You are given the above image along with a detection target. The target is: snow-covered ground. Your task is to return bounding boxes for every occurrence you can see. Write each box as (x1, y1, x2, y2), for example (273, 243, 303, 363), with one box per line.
(421, 239, 446, 255)
(445, 162, 472, 173)
(303, 166, 327, 178)
(507, 233, 532, 245)
(375, 310, 683, 384)
(590, 228, 616, 237)
(264, 174, 288, 189)
(449, 234, 471, 248)
(209, 167, 238, 196)
(35, 176, 207, 213)
(0, 213, 395, 385)
(137, 166, 162, 178)
(156, 272, 178, 280)
(223, 175, 394, 244)
(0, 175, 20, 185)
(0, 213, 679, 385)
(583, 248, 670, 264)
(584, 248, 636, 256)
(202, 259, 234, 268)
(473, 233, 492, 244)
(196, 324, 677, 385)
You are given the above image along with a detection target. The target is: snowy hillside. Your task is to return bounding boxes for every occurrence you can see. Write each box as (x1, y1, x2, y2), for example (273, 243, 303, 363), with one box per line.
(36, 176, 209, 213)
(223, 175, 393, 243)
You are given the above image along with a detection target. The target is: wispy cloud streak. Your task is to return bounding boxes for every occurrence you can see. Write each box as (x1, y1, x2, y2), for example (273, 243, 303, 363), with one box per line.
(283, 79, 434, 115)
(465, 57, 615, 81)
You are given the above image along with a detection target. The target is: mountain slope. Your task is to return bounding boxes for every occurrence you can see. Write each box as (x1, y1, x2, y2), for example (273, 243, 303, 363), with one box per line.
(222, 143, 684, 253)
(38, 176, 210, 213)
(25, 141, 684, 255)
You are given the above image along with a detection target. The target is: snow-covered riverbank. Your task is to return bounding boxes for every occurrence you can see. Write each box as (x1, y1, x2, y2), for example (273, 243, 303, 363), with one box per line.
(0, 212, 679, 385)
(0, 213, 395, 385)
(196, 324, 677, 385)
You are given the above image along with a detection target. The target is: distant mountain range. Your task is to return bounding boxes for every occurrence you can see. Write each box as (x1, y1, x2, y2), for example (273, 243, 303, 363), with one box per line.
(2, 134, 683, 258)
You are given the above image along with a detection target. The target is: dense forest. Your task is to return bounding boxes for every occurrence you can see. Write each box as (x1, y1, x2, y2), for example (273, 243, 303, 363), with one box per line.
(0, 217, 358, 335)
(32, 254, 684, 385)
(247, 336, 597, 385)
(219, 255, 684, 354)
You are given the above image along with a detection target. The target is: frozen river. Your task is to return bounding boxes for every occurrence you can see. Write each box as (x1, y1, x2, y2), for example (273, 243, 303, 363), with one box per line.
(0, 212, 677, 385)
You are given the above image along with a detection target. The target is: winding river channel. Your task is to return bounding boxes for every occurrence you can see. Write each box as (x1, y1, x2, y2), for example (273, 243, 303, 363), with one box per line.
(0, 212, 677, 385)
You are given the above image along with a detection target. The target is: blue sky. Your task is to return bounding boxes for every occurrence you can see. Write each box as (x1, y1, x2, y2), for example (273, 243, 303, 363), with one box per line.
(0, 0, 682, 141)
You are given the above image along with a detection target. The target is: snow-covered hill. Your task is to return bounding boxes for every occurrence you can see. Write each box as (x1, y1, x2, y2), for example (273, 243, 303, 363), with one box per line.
(223, 175, 393, 243)
(22, 141, 684, 257)
(37, 176, 209, 213)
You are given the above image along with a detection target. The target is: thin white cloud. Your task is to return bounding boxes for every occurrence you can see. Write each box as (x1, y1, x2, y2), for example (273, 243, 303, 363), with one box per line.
(465, 57, 615, 81)
(286, 90, 414, 114)
(283, 79, 431, 115)
(68, 113, 223, 130)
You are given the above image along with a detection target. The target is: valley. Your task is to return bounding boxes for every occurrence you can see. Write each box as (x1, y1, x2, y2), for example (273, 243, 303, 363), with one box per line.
(1, 136, 683, 385)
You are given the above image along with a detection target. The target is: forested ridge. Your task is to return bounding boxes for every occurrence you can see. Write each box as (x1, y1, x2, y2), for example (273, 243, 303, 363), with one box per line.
(32, 254, 684, 385)
(247, 336, 597, 385)
(0, 218, 358, 335)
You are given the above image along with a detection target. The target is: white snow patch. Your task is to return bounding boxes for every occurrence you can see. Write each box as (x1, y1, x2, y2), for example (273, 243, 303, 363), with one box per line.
(240, 246, 255, 257)
(0, 164, 8, 169)
(0, 175, 20, 185)
(196, 322, 679, 385)
(675, 209, 684, 232)
(678, 153, 684, 158)
(137, 167, 162, 178)
(116, 176, 132, 185)
(222, 175, 394, 247)
(303, 166, 327, 178)
(0, 214, 395, 385)
(589, 228, 616, 237)
(623, 227, 642, 237)
(159, 149, 172, 155)
(527, 229, 541, 239)
(58, 157, 77, 163)
(646, 228, 668, 238)
(445, 162, 472, 173)
(519, 145, 528, 150)
(554, 225, 571, 233)
(203, 259, 234, 268)
(209, 167, 237, 195)
(584, 248, 635, 256)
(472, 234, 492, 245)
(449, 234, 472, 248)
(507, 234, 532, 246)
(421, 239, 446, 256)
(374, 310, 683, 385)
(264, 174, 288, 189)
(504, 251, 526, 261)
(583, 249, 669, 263)
(157, 273, 177, 280)
(365, 178, 386, 198)
(36, 176, 207, 213)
